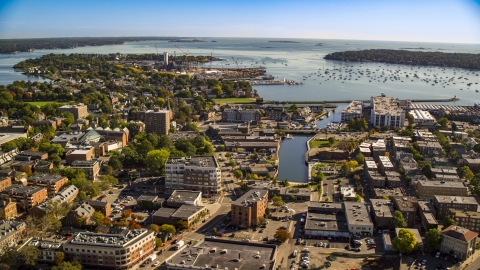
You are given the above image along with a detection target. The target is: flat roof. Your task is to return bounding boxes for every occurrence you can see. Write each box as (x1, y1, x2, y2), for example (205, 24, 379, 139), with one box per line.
(171, 205, 205, 219)
(344, 202, 373, 226)
(65, 229, 151, 247)
(422, 212, 438, 225)
(342, 100, 363, 114)
(370, 199, 394, 218)
(232, 189, 268, 207)
(434, 196, 479, 205)
(304, 212, 348, 232)
(393, 196, 418, 211)
(411, 110, 435, 121)
(418, 180, 466, 188)
(371, 96, 403, 116)
(168, 190, 201, 204)
(27, 174, 66, 184)
(166, 238, 277, 270)
(166, 156, 218, 168)
(152, 208, 176, 218)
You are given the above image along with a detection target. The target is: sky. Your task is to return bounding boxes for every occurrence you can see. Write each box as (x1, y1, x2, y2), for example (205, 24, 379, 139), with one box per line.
(1, 0, 480, 44)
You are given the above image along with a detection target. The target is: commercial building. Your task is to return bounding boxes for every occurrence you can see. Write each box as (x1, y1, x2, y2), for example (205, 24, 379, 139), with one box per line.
(231, 189, 268, 228)
(152, 205, 206, 228)
(340, 186, 356, 201)
(344, 201, 374, 236)
(165, 156, 222, 195)
(26, 174, 68, 196)
(416, 180, 468, 199)
(450, 209, 480, 234)
(65, 147, 95, 164)
(369, 95, 405, 129)
(303, 202, 350, 238)
(0, 199, 16, 220)
(392, 197, 418, 228)
(0, 220, 25, 251)
(62, 229, 155, 269)
(341, 100, 363, 122)
(144, 108, 171, 136)
(0, 185, 47, 209)
(165, 238, 278, 270)
(221, 109, 261, 123)
(166, 190, 202, 208)
(370, 199, 394, 230)
(434, 195, 479, 220)
(410, 110, 436, 124)
(440, 226, 477, 260)
(59, 103, 88, 120)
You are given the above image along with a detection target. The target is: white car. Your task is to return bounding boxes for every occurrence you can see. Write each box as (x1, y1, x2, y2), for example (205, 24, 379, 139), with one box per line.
(153, 261, 160, 266)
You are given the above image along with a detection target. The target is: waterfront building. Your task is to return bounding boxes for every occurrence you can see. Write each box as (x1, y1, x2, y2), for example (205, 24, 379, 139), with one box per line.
(231, 189, 268, 228)
(410, 110, 436, 124)
(62, 229, 155, 269)
(341, 100, 363, 122)
(221, 108, 261, 123)
(369, 95, 405, 129)
(165, 156, 221, 195)
(440, 226, 477, 260)
(58, 103, 88, 120)
(144, 108, 171, 136)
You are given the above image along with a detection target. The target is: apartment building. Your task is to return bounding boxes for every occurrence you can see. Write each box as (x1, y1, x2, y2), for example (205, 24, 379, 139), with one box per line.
(434, 195, 479, 220)
(144, 108, 171, 136)
(416, 141, 443, 156)
(370, 199, 394, 230)
(0, 220, 25, 251)
(0, 199, 16, 220)
(392, 196, 418, 228)
(416, 180, 468, 200)
(87, 200, 111, 216)
(341, 100, 363, 122)
(222, 109, 261, 123)
(64, 202, 95, 227)
(69, 160, 101, 180)
(0, 185, 47, 209)
(369, 95, 405, 129)
(378, 156, 394, 175)
(62, 229, 155, 269)
(165, 156, 221, 196)
(0, 177, 11, 192)
(440, 226, 477, 260)
(231, 189, 268, 228)
(450, 209, 480, 235)
(29, 186, 79, 218)
(26, 174, 68, 196)
(58, 104, 88, 120)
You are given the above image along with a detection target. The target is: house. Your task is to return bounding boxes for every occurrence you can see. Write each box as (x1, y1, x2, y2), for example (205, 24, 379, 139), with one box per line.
(87, 200, 111, 216)
(64, 202, 95, 227)
(440, 226, 477, 260)
(0, 220, 26, 251)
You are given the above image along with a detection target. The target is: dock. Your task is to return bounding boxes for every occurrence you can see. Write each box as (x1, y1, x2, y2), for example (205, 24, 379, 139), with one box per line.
(262, 97, 459, 105)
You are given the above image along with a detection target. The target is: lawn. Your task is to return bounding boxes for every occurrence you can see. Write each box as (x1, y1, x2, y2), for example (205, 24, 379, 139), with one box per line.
(26, 101, 68, 107)
(212, 98, 256, 104)
(310, 140, 330, 148)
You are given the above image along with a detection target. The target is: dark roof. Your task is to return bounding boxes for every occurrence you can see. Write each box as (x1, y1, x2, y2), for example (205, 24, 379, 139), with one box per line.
(442, 225, 478, 242)
(87, 200, 110, 207)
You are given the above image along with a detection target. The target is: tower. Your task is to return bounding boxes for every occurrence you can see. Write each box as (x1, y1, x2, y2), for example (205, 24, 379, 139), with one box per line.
(163, 52, 169, 69)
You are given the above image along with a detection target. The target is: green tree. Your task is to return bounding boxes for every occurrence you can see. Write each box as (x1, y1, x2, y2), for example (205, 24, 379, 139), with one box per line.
(274, 229, 291, 243)
(51, 261, 82, 270)
(92, 211, 105, 225)
(145, 149, 170, 174)
(228, 159, 236, 167)
(392, 228, 418, 253)
(328, 137, 336, 147)
(442, 217, 456, 229)
(313, 171, 325, 183)
(389, 210, 406, 228)
(211, 85, 223, 97)
(258, 216, 266, 225)
(53, 251, 65, 266)
(41, 214, 62, 233)
(283, 179, 290, 187)
(355, 153, 365, 164)
(155, 238, 163, 248)
(176, 220, 189, 231)
(15, 246, 40, 267)
(272, 194, 285, 208)
(272, 178, 277, 187)
(108, 155, 123, 171)
(233, 169, 243, 179)
(461, 166, 474, 181)
(148, 224, 161, 232)
(289, 104, 298, 111)
(354, 194, 362, 202)
(425, 228, 442, 251)
(382, 196, 389, 200)
(212, 227, 217, 234)
(340, 164, 350, 176)
(159, 224, 176, 235)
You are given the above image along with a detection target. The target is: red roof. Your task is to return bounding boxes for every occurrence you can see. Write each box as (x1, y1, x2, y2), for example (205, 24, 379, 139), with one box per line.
(442, 225, 478, 242)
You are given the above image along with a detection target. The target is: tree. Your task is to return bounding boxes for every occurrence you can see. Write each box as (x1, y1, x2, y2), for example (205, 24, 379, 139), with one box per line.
(258, 216, 266, 225)
(313, 172, 325, 183)
(53, 251, 65, 266)
(176, 220, 189, 231)
(233, 169, 243, 179)
(355, 153, 365, 164)
(148, 224, 160, 232)
(340, 164, 350, 176)
(272, 178, 277, 187)
(51, 261, 82, 270)
(122, 209, 132, 219)
(145, 149, 170, 174)
(382, 196, 389, 200)
(425, 228, 442, 251)
(422, 163, 432, 179)
(461, 166, 474, 181)
(328, 137, 336, 147)
(128, 220, 142, 230)
(354, 194, 362, 202)
(392, 228, 418, 253)
(92, 211, 105, 225)
(274, 229, 291, 243)
(41, 214, 62, 233)
(283, 179, 290, 187)
(108, 155, 123, 171)
(15, 246, 40, 267)
(437, 118, 448, 129)
(289, 104, 298, 111)
(272, 195, 285, 208)
(442, 217, 456, 229)
(212, 227, 217, 234)
(159, 224, 176, 235)
(390, 210, 406, 228)
(155, 238, 163, 248)
(228, 159, 236, 167)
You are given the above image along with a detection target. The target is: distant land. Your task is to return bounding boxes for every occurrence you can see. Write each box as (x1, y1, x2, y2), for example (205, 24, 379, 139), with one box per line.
(399, 47, 430, 50)
(268, 41, 301, 43)
(315, 43, 324, 46)
(325, 49, 480, 70)
(168, 39, 206, 43)
(0, 37, 173, 54)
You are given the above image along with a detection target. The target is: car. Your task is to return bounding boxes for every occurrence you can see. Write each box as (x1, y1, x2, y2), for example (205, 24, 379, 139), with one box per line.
(369, 245, 376, 249)
(152, 261, 160, 266)
(354, 240, 362, 245)
(259, 229, 264, 233)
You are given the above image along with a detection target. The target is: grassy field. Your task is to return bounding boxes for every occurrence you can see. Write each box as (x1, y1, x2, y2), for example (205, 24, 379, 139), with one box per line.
(26, 101, 68, 107)
(212, 98, 256, 104)
(310, 140, 330, 148)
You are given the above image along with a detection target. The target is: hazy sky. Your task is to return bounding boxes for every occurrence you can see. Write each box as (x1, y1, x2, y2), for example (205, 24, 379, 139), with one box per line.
(1, 0, 480, 43)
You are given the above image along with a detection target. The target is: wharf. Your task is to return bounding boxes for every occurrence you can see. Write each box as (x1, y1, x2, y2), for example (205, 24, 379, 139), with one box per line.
(261, 97, 459, 105)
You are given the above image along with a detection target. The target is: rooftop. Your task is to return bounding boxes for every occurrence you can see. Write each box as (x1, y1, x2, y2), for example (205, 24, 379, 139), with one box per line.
(379, 156, 394, 168)
(168, 190, 202, 204)
(27, 174, 66, 184)
(232, 189, 268, 207)
(344, 202, 373, 226)
(418, 180, 466, 188)
(166, 156, 218, 167)
(434, 196, 479, 205)
(371, 96, 403, 116)
(442, 225, 478, 242)
(171, 205, 205, 219)
(342, 100, 363, 114)
(2, 185, 45, 195)
(66, 229, 151, 247)
(411, 110, 435, 121)
(166, 238, 277, 270)
(370, 199, 394, 218)
(393, 196, 418, 211)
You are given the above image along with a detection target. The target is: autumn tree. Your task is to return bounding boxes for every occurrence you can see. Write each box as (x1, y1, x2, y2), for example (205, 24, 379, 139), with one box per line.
(159, 224, 176, 235)
(92, 211, 105, 225)
(392, 228, 418, 253)
(274, 229, 291, 243)
(122, 209, 132, 219)
(148, 224, 161, 232)
(53, 251, 65, 266)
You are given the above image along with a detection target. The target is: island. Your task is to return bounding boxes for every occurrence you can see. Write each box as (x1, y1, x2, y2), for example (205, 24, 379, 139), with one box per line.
(314, 43, 324, 46)
(0, 37, 173, 54)
(268, 41, 301, 43)
(324, 49, 480, 70)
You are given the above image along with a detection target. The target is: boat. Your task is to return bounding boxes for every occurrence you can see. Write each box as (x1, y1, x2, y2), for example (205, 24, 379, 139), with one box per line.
(476, 90, 479, 93)
(286, 134, 294, 139)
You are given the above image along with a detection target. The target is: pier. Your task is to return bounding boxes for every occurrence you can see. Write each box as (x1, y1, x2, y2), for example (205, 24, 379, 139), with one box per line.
(261, 97, 459, 105)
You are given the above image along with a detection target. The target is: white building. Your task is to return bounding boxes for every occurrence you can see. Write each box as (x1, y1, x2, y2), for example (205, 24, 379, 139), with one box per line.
(341, 101, 363, 122)
(165, 156, 222, 196)
(410, 110, 436, 124)
(344, 201, 374, 236)
(370, 95, 405, 129)
(341, 186, 356, 201)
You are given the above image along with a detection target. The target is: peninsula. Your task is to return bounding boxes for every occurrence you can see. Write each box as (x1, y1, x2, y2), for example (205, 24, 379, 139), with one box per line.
(324, 49, 480, 70)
